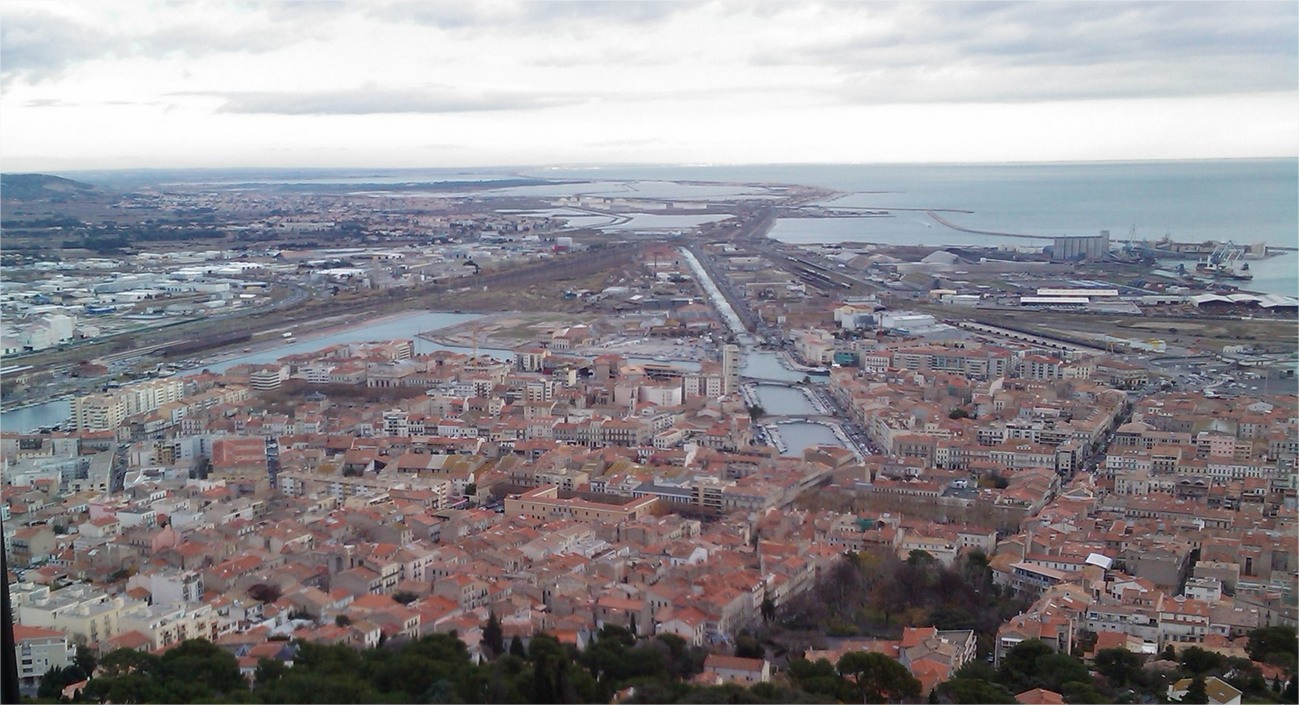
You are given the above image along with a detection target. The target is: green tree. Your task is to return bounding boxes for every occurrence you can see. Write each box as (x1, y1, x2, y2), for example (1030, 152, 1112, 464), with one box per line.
(83, 647, 162, 703)
(786, 657, 853, 702)
(254, 657, 287, 686)
(422, 679, 462, 704)
(997, 639, 1055, 692)
(1093, 648, 1143, 688)
(97, 647, 162, 678)
(392, 591, 419, 605)
(1183, 675, 1209, 704)
(1060, 680, 1108, 704)
(1245, 626, 1298, 666)
(37, 664, 86, 699)
(934, 677, 1017, 704)
(73, 644, 98, 677)
(1033, 654, 1091, 693)
(156, 638, 248, 700)
(510, 635, 527, 659)
(735, 633, 764, 660)
(483, 612, 505, 657)
(907, 549, 935, 567)
(247, 582, 282, 603)
(760, 595, 776, 623)
(258, 670, 382, 703)
(1178, 646, 1224, 676)
(747, 404, 765, 420)
(997, 640, 1090, 693)
(837, 651, 922, 703)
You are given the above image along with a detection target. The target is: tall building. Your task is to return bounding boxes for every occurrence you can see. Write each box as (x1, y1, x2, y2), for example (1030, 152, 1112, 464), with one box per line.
(72, 378, 184, 431)
(73, 393, 127, 431)
(721, 344, 741, 395)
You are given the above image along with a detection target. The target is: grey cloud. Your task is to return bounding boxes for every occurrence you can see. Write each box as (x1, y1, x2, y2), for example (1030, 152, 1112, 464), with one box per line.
(25, 98, 74, 108)
(517, 1, 686, 25)
(532, 46, 668, 69)
(24, 98, 167, 109)
(365, 0, 688, 31)
(0, 6, 290, 88)
(0, 11, 115, 86)
(208, 87, 583, 115)
(752, 1, 1297, 103)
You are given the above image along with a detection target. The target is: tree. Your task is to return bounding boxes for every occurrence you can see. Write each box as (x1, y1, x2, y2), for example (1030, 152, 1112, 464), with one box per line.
(1060, 680, 1107, 704)
(1093, 648, 1143, 688)
(483, 612, 505, 657)
(96, 647, 161, 678)
(156, 638, 248, 700)
(1245, 625, 1298, 666)
(1031, 654, 1091, 693)
(760, 595, 776, 623)
(247, 582, 282, 604)
(510, 634, 527, 659)
(735, 633, 764, 660)
(997, 640, 1091, 693)
(948, 407, 970, 419)
(392, 591, 419, 605)
(1183, 675, 1209, 704)
(747, 404, 765, 421)
(837, 651, 922, 703)
(254, 657, 287, 686)
(73, 643, 98, 677)
(37, 664, 86, 699)
(335, 614, 352, 626)
(1178, 646, 1224, 675)
(934, 677, 1017, 704)
(786, 657, 853, 702)
(907, 549, 935, 567)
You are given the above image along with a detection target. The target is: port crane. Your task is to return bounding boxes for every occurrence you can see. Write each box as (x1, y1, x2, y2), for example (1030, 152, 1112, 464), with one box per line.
(1196, 241, 1252, 280)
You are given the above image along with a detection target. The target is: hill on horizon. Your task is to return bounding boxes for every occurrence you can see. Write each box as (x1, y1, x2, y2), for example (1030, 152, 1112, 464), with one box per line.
(1, 173, 102, 201)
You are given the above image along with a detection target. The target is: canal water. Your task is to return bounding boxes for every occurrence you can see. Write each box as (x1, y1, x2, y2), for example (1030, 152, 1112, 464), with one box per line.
(775, 421, 844, 456)
(743, 351, 823, 383)
(1, 399, 74, 434)
(752, 384, 817, 416)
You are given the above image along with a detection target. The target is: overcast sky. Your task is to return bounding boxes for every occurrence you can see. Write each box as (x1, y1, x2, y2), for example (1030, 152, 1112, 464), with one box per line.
(2, 0, 1296, 170)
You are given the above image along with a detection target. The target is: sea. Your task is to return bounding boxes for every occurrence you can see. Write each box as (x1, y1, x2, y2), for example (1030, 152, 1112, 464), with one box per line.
(527, 158, 1298, 298)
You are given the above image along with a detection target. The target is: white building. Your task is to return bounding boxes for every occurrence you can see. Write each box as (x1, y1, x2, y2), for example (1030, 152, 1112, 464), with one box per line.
(878, 311, 937, 333)
(13, 624, 73, 693)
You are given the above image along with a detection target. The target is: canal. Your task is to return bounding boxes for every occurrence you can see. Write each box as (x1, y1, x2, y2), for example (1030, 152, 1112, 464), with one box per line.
(752, 384, 817, 416)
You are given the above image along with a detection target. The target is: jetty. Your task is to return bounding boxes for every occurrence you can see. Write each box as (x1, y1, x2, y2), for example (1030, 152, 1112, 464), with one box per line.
(925, 210, 1054, 240)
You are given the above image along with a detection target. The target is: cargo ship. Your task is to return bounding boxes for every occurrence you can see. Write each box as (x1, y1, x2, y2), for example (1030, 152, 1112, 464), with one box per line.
(1194, 242, 1253, 281)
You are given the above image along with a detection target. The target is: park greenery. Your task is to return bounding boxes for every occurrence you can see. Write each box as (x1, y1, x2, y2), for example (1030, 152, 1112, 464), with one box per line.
(26, 627, 1297, 704)
(778, 550, 1028, 651)
(21, 550, 1298, 704)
